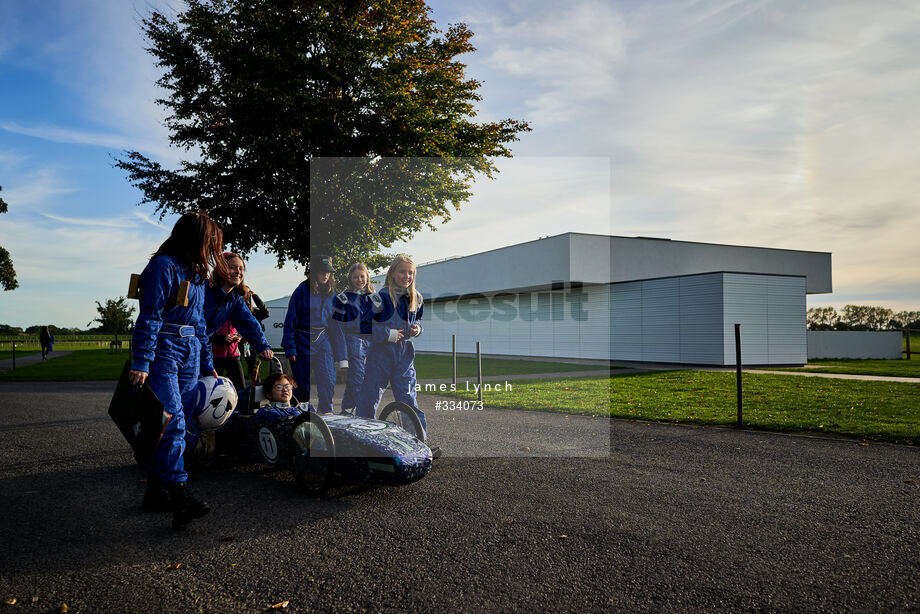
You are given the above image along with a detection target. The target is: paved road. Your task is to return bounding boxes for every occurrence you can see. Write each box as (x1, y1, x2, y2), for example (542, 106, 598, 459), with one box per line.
(0, 351, 72, 372)
(0, 381, 918, 613)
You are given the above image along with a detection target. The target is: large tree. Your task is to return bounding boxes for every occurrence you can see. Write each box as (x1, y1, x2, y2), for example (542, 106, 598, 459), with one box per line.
(88, 297, 136, 334)
(116, 0, 529, 270)
(0, 185, 17, 291)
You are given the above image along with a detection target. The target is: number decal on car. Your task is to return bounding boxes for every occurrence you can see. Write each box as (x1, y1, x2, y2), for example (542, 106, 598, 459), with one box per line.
(258, 427, 279, 463)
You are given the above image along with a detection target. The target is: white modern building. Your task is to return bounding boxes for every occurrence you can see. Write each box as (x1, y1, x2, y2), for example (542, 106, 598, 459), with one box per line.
(263, 233, 833, 366)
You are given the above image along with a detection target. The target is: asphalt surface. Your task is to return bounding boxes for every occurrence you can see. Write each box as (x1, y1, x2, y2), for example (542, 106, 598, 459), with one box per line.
(0, 381, 918, 613)
(0, 351, 73, 372)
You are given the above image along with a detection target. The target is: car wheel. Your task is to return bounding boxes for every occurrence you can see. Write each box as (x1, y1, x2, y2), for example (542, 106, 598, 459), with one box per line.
(289, 412, 335, 496)
(377, 401, 425, 442)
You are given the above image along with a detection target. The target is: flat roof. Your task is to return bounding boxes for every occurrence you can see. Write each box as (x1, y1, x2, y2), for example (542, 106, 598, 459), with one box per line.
(404, 233, 831, 298)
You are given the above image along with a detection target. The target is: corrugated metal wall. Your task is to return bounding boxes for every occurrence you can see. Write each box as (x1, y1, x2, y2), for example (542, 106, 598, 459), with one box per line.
(721, 274, 806, 364)
(610, 272, 806, 365)
(267, 273, 806, 364)
(415, 285, 613, 360)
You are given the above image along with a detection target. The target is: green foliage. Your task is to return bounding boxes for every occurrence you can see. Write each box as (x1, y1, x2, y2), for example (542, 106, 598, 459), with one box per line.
(0, 185, 17, 291)
(808, 305, 920, 330)
(116, 0, 530, 270)
(88, 297, 136, 334)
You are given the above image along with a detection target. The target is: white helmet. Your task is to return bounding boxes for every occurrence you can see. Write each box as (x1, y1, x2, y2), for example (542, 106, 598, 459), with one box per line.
(191, 376, 238, 430)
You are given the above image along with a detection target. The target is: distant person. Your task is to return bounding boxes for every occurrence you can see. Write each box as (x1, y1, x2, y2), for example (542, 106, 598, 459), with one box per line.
(205, 252, 274, 391)
(39, 326, 53, 359)
(282, 254, 347, 413)
(332, 262, 376, 414)
(129, 211, 224, 529)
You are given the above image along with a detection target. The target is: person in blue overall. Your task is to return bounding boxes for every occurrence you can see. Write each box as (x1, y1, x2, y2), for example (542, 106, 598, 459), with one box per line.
(332, 262, 376, 414)
(180, 251, 277, 457)
(128, 211, 226, 529)
(204, 251, 275, 390)
(282, 255, 347, 413)
(354, 254, 428, 437)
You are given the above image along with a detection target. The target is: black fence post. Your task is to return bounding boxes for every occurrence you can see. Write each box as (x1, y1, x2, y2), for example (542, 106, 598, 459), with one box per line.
(476, 341, 483, 403)
(735, 323, 743, 427)
(11, 342, 15, 370)
(906, 329, 912, 360)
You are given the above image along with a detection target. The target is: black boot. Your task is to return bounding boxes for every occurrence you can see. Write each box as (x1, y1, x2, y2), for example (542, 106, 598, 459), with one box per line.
(167, 482, 211, 529)
(142, 473, 172, 512)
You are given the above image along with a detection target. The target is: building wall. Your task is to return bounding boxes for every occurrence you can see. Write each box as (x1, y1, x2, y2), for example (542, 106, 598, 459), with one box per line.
(721, 274, 807, 365)
(414, 284, 612, 360)
(264, 273, 807, 365)
(611, 272, 806, 365)
(807, 331, 902, 359)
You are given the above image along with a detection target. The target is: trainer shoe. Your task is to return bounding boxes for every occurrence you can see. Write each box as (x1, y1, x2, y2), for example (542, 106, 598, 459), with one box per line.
(167, 482, 211, 529)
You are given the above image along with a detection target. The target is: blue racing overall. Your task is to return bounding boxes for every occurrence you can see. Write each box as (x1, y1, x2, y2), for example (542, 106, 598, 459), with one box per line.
(354, 287, 425, 436)
(332, 290, 374, 412)
(171, 284, 275, 450)
(130, 255, 213, 485)
(281, 281, 347, 413)
(203, 285, 272, 356)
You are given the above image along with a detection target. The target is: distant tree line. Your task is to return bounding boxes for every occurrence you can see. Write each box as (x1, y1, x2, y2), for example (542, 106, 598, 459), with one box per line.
(807, 305, 920, 331)
(1, 296, 136, 337)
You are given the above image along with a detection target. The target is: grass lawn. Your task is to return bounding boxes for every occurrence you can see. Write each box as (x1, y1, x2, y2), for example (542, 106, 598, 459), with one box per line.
(413, 354, 609, 380)
(440, 370, 920, 444)
(0, 349, 129, 381)
(762, 355, 920, 378)
(0, 348, 609, 383)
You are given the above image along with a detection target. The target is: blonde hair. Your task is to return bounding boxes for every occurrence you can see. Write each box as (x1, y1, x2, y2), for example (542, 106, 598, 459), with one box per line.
(385, 254, 420, 311)
(346, 262, 375, 293)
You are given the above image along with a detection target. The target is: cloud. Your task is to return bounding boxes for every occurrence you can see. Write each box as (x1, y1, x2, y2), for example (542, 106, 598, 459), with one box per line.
(133, 210, 166, 229)
(465, 0, 626, 126)
(1, 1, 182, 164)
(39, 213, 136, 228)
(440, 0, 920, 308)
(0, 168, 79, 208)
(1, 121, 136, 151)
(380, 156, 612, 264)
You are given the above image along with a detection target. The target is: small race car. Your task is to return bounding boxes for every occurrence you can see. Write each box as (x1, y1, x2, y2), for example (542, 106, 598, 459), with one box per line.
(108, 361, 434, 496)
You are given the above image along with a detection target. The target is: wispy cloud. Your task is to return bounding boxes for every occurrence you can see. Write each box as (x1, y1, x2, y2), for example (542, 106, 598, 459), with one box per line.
(39, 213, 136, 228)
(0, 1, 182, 164)
(133, 210, 166, 229)
(1, 121, 135, 151)
(0, 168, 79, 208)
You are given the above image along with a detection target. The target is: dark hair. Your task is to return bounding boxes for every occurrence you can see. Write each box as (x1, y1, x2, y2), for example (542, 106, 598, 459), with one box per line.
(262, 371, 295, 400)
(310, 272, 335, 296)
(153, 211, 227, 283)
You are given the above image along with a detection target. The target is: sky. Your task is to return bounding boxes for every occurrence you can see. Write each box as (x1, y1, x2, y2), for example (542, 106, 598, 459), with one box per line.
(2, 0, 920, 329)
